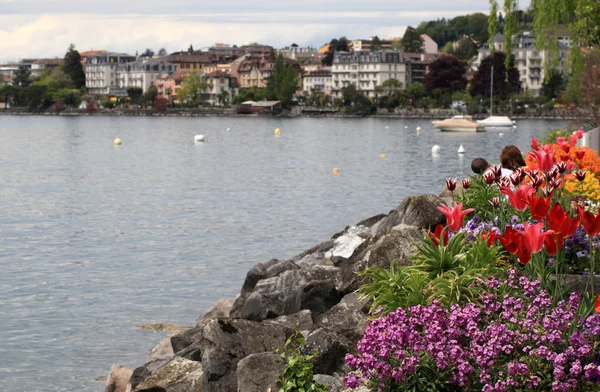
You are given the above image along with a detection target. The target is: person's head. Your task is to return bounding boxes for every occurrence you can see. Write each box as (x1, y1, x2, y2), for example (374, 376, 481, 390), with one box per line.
(471, 158, 490, 174)
(500, 145, 526, 171)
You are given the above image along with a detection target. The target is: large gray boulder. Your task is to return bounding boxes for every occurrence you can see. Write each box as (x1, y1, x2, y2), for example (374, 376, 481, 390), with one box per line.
(236, 352, 284, 392)
(196, 299, 233, 327)
(300, 328, 356, 375)
(340, 225, 422, 292)
(135, 357, 205, 392)
(105, 365, 132, 392)
(317, 293, 370, 342)
(370, 194, 446, 237)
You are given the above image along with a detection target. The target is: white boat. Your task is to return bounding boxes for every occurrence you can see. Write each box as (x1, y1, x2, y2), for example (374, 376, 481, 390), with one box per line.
(433, 115, 485, 132)
(477, 65, 515, 129)
(477, 116, 514, 128)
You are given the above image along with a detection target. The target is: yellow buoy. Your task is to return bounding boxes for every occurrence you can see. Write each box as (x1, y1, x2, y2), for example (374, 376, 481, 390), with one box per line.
(332, 167, 340, 174)
(113, 137, 121, 145)
(274, 128, 281, 136)
(380, 154, 387, 159)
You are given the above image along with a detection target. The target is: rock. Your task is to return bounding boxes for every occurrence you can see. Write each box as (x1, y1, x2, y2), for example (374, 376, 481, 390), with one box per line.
(196, 299, 233, 326)
(317, 293, 369, 342)
(300, 280, 343, 318)
(314, 374, 345, 391)
(135, 357, 206, 392)
(296, 240, 335, 258)
(239, 259, 282, 294)
(236, 352, 284, 392)
(145, 332, 179, 364)
(268, 309, 314, 332)
(325, 226, 370, 259)
(105, 365, 133, 392)
(300, 328, 355, 375)
(135, 323, 188, 332)
(370, 194, 446, 237)
(340, 225, 422, 292)
(130, 359, 172, 391)
(355, 214, 387, 229)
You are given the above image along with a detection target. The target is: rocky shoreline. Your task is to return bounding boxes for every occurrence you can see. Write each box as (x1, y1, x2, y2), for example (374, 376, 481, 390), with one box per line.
(104, 194, 449, 392)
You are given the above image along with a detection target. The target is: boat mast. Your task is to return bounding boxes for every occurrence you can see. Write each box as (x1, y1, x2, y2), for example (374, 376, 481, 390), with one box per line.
(490, 65, 494, 116)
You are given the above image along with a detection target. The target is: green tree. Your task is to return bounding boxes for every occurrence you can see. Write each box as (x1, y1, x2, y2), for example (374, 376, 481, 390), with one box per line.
(178, 72, 208, 107)
(370, 36, 383, 51)
(575, 0, 600, 46)
(406, 82, 427, 102)
(273, 54, 299, 109)
(340, 84, 373, 114)
(157, 48, 168, 56)
(142, 85, 158, 106)
(390, 40, 403, 51)
(63, 44, 86, 89)
(469, 51, 521, 99)
(374, 78, 403, 97)
(322, 37, 350, 66)
(141, 49, 155, 57)
(127, 87, 143, 105)
(541, 72, 566, 100)
(454, 37, 478, 61)
(0, 84, 18, 108)
(13, 65, 31, 87)
(23, 85, 52, 110)
(402, 27, 424, 53)
(424, 54, 467, 96)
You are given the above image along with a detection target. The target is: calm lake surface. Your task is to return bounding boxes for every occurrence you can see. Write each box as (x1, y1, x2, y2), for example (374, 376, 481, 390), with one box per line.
(0, 115, 571, 391)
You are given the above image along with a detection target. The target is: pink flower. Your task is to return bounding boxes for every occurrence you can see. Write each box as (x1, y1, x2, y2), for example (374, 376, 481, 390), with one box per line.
(529, 146, 554, 173)
(437, 202, 475, 232)
(501, 184, 535, 212)
(518, 222, 554, 254)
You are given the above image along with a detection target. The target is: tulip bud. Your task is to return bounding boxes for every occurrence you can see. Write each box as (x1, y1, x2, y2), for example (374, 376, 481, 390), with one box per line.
(510, 173, 521, 186)
(527, 169, 540, 181)
(484, 172, 495, 185)
(499, 177, 511, 188)
(532, 175, 545, 189)
(461, 178, 470, 190)
(446, 178, 457, 192)
(516, 167, 527, 182)
(574, 170, 587, 182)
(546, 166, 559, 181)
(550, 177, 563, 189)
(488, 197, 500, 208)
(542, 185, 553, 197)
(576, 150, 586, 160)
(556, 162, 568, 174)
(491, 165, 503, 181)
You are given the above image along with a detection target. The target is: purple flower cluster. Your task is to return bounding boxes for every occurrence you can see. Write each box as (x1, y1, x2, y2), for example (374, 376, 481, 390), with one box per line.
(460, 215, 501, 242)
(345, 271, 600, 392)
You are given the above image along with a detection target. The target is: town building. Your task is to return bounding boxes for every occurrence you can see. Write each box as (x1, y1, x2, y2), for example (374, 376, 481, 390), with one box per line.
(205, 44, 243, 64)
(154, 71, 189, 103)
(85, 52, 136, 96)
(350, 38, 393, 52)
(300, 55, 326, 72)
(203, 71, 240, 106)
(238, 44, 274, 59)
(30, 59, 64, 78)
(403, 52, 439, 85)
(80, 50, 108, 66)
(331, 51, 410, 98)
(473, 32, 571, 94)
(237, 56, 300, 88)
(116, 58, 176, 93)
(302, 69, 333, 95)
(421, 35, 439, 54)
(163, 47, 213, 73)
(279, 44, 317, 60)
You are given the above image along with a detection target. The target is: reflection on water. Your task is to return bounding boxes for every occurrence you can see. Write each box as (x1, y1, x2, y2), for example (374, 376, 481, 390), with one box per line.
(0, 115, 571, 391)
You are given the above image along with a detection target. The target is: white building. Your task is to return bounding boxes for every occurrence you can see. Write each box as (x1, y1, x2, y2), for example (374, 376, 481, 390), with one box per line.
(203, 71, 240, 106)
(473, 32, 571, 94)
(302, 69, 333, 95)
(117, 58, 176, 93)
(331, 51, 410, 98)
(85, 52, 136, 96)
(421, 34, 439, 54)
(279, 44, 317, 59)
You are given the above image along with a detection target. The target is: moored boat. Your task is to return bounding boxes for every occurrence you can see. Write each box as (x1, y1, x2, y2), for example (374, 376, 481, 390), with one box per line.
(477, 115, 514, 128)
(432, 115, 485, 132)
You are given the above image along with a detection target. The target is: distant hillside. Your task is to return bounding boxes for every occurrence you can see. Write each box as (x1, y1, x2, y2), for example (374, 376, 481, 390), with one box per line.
(415, 13, 489, 48)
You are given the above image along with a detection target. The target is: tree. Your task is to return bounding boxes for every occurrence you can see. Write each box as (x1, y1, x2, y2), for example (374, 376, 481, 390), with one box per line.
(390, 40, 403, 51)
(340, 84, 372, 114)
(141, 49, 155, 57)
(374, 78, 403, 97)
(563, 49, 600, 126)
(63, 44, 86, 89)
(142, 85, 158, 105)
(575, 0, 600, 46)
(273, 54, 299, 109)
(217, 90, 230, 107)
(153, 97, 168, 112)
(13, 65, 31, 87)
(127, 87, 143, 105)
(402, 27, 424, 53)
(178, 72, 208, 107)
(406, 82, 426, 102)
(22, 85, 52, 110)
(157, 48, 168, 57)
(370, 36, 383, 51)
(0, 84, 18, 108)
(541, 72, 566, 100)
(469, 52, 521, 99)
(322, 37, 350, 66)
(424, 54, 467, 96)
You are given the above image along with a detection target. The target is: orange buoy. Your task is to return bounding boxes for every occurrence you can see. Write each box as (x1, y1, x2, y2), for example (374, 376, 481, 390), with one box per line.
(332, 167, 340, 174)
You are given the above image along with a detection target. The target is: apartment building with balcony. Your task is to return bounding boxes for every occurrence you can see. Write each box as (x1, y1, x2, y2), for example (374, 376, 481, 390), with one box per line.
(302, 69, 333, 95)
(116, 58, 176, 93)
(85, 52, 136, 96)
(473, 32, 571, 94)
(331, 51, 410, 98)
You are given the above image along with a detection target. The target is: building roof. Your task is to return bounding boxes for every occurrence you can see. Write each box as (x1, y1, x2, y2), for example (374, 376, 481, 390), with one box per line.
(163, 53, 212, 64)
(80, 50, 108, 57)
(317, 44, 330, 54)
(304, 69, 331, 77)
(32, 58, 64, 66)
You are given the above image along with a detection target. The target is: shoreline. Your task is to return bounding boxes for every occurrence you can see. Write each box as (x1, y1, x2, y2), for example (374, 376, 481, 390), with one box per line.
(0, 108, 585, 121)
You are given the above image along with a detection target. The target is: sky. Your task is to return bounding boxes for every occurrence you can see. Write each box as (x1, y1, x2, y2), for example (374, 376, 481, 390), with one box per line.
(0, 0, 532, 62)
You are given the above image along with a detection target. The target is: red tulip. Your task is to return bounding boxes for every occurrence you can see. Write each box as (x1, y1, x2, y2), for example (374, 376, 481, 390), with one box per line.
(518, 222, 555, 254)
(577, 205, 600, 237)
(517, 236, 532, 265)
(531, 138, 539, 151)
(429, 224, 449, 246)
(528, 194, 551, 220)
(446, 178, 457, 192)
(595, 296, 600, 313)
(501, 184, 535, 212)
(576, 129, 585, 139)
(576, 150, 586, 160)
(567, 161, 575, 171)
(461, 178, 470, 190)
(544, 234, 564, 256)
(574, 170, 587, 182)
(547, 202, 580, 238)
(556, 162, 568, 173)
(530, 147, 554, 173)
(498, 226, 519, 255)
(437, 202, 475, 232)
(481, 230, 497, 248)
(569, 134, 578, 146)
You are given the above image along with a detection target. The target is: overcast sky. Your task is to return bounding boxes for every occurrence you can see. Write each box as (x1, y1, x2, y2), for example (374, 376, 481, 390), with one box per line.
(0, 0, 532, 62)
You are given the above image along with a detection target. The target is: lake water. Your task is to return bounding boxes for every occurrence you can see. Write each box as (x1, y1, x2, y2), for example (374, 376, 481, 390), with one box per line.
(0, 115, 571, 391)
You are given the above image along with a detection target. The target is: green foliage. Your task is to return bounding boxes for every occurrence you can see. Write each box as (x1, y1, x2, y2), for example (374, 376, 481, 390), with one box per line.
(276, 333, 328, 392)
(575, 0, 600, 46)
(469, 52, 521, 99)
(322, 37, 350, 66)
(488, 0, 499, 53)
(540, 128, 571, 145)
(405, 82, 426, 101)
(340, 84, 373, 114)
(273, 54, 299, 109)
(501, 0, 520, 73)
(142, 85, 158, 106)
(12, 65, 31, 87)
(454, 175, 501, 222)
(22, 85, 52, 110)
(359, 231, 504, 315)
(416, 13, 489, 48)
(443, 37, 478, 61)
(127, 87, 143, 105)
(178, 72, 208, 107)
(401, 27, 424, 53)
(370, 36, 383, 51)
(63, 44, 86, 89)
(424, 54, 467, 96)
